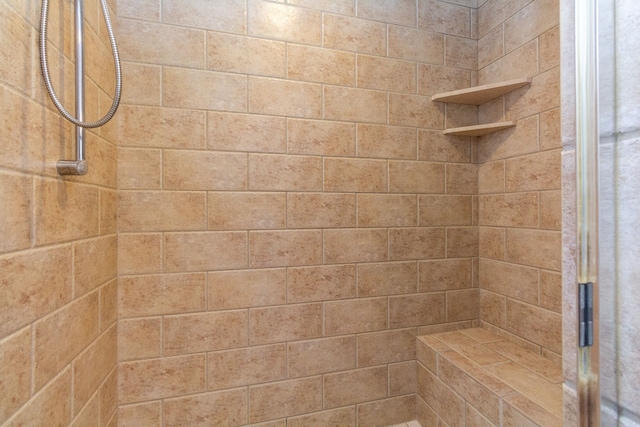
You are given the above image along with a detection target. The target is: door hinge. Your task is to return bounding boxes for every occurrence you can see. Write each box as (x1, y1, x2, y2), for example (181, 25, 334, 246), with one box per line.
(579, 282, 594, 347)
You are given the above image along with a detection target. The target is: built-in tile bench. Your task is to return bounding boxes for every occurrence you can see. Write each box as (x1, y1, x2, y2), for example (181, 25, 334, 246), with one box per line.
(416, 328, 563, 426)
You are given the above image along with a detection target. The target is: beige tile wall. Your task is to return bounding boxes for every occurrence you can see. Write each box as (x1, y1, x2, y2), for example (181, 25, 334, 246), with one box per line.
(116, 0, 480, 425)
(477, 0, 562, 359)
(0, 0, 118, 425)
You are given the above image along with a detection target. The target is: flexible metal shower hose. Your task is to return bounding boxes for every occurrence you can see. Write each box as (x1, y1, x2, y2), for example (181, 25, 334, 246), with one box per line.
(39, 0, 122, 128)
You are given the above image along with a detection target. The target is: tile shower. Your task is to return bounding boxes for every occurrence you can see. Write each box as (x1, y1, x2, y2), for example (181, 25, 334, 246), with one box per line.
(0, 0, 571, 425)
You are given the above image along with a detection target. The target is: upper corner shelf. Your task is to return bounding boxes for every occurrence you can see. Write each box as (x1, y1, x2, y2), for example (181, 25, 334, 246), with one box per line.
(431, 78, 532, 105)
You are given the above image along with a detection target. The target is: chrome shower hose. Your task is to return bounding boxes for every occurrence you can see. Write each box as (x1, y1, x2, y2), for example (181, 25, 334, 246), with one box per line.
(39, 0, 122, 128)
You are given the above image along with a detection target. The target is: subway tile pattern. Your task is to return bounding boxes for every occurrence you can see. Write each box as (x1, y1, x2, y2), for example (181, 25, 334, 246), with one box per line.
(114, 0, 480, 425)
(0, 0, 118, 424)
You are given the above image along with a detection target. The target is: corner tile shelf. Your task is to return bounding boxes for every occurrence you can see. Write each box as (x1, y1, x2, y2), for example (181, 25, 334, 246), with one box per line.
(432, 77, 532, 136)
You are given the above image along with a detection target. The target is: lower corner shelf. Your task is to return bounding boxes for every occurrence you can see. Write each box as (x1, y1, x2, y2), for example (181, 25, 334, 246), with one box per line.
(443, 121, 516, 137)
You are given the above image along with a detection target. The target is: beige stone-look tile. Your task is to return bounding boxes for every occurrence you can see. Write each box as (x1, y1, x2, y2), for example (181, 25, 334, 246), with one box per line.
(0, 327, 31, 424)
(388, 26, 444, 63)
(540, 190, 561, 230)
(0, 245, 72, 338)
(324, 298, 388, 335)
(249, 230, 322, 268)
(208, 269, 286, 310)
(324, 86, 387, 124)
(445, 36, 477, 69)
(357, 328, 416, 367)
(479, 258, 539, 303)
(389, 93, 444, 129)
(466, 403, 496, 427)
(479, 193, 539, 227)
(485, 340, 562, 383)
(72, 326, 117, 414)
(324, 228, 388, 263)
(446, 103, 479, 129)
(118, 402, 161, 427)
(503, 392, 562, 427)
(249, 154, 322, 191)
(208, 345, 285, 390)
(163, 150, 247, 191)
(417, 320, 475, 337)
(389, 360, 417, 396)
(389, 227, 446, 261)
(287, 264, 356, 303)
(417, 364, 464, 427)
(248, 0, 321, 44)
(446, 227, 478, 258)
(208, 112, 286, 153)
(118, 318, 162, 362)
(35, 179, 99, 245)
(539, 26, 560, 72)
(164, 389, 247, 427)
(163, 67, 247, 112)
(119, 273, 205, 317)
(506, 68, 560, 120)
(432, 331, 508, 366)
(540, 108, 562, 150)
(99, 188, 117, 236)
(117, 19, 205, 67)
(419, 0, 471, 37)
(419, 195, 472, 226)
(118, 233, 162, 275)
(506, 299, 561, 353)
(478, 39, 537, 85)
(506, 150, 561, 192)
(0, 3, 32, 91)
(163, 0, 245, 33)
(164, 311, 247, 356)
(437, 352, 500, 424)
(506, 228, 561, 270)
(389, 161, 445, 193)
(73, 235, 116, 298)
(70, 393, 99, 427)
(121, 62, 161, 105)
(389, 293, 446, 328)
(416, 335, 447, 373)
(6, 368, 72, 427)
(324, 158, 387, 192)
(459, 328, 503, 344)
(118, 105, 205, 149)
(117, 148, 161, 189)
(208, 32, 285, 77)
(119, 355, 206, 404)
(323, 13, 386, 56)
(208, 192, 286, 231)
(118, 191, 206, 232)
(504, 0, 558, 53)
(478, 115, 539, 163)
(287, 407, 355, 427)
(447, 289, 479, 322)
(287, 193, 355, 228)
(0, 172, 31, 253)
(478, 161, 505, 194)
(478, 24, 504, 69)
(446, 163, 478, 194)
(358, 261, 418, 296)
(249, 377, 322, 423)
(100, 279, 118, 332)
(418, 130, 472, 163)
(288, 44, 355, 86)
(357, 395, 415, 427)
(357, 55, 416, 94)
(358, 194, 417, 227)
(357, 0, 416, 26)
(165, 231, 247, 272)
(324, 366, 388, 408)
(249, 76, 323, 118)
(419, 258, 472, 291)
(357, 124, 417, 160)
(249, 303, 322, 345)
(287, 119, 356, 157)
(540, 270, 561, 313)
(480, 290, 506, 328)
(477, 0, 531, 37)
(418, 64, 470, 97)
(34, 292, 99, 390)
(288, 0, 354, 15)
(288, 336, 356, 378)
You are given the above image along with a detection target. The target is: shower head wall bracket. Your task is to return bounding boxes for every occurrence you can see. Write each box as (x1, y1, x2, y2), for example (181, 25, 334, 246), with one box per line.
(57, 160, 88, 176)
